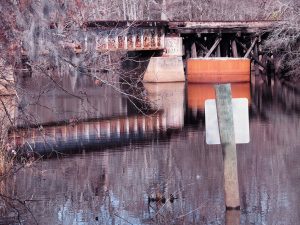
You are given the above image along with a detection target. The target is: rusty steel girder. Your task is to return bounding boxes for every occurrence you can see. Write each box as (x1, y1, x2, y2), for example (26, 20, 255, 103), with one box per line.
(96, 27, 165, 51)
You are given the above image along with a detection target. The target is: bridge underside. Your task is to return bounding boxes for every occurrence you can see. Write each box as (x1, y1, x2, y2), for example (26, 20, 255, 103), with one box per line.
(83, 20, 274, 52)
(168, 21, 273, 69)
(38, 19, 277, 83)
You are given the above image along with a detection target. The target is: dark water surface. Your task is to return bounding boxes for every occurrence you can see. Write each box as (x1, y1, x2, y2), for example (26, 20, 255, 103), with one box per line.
(1, 75, 300, 225)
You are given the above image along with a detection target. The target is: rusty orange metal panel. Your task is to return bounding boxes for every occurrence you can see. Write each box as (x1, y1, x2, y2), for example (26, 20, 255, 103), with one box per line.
(118, 35, 125, 49)
(135, 30, 142, 48)
(108, 32, 116, 49)
(151, 30, 156, 47)
(96, 32, 108, 51)
(157, 28, 163, 48)
(143, 30, 151, 48)
(127, 31, 134, 49)
(187, 58, 250, 83)
(187, 83, 251, 111)
(96, 27, 164, 52)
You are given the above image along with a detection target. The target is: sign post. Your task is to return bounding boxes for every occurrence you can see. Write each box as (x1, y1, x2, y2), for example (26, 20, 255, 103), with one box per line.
(214, 84, 240, 210)
(205, 83, 250, 225)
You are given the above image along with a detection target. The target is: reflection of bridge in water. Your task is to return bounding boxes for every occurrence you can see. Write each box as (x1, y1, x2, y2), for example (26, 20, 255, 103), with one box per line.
(8, 77, 300, 157)
(9, 79, 186, 155)
(8, 81, 257, 154)
(9, 113, 168, 155)
(4, 79, 300, 225)
(188, 82, 251, 111)
(8, 78, 272, 155)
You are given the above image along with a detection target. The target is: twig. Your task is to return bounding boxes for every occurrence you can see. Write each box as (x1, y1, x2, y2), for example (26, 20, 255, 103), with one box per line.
(113, 213, 134, 225)
(176, 206, 202, 219)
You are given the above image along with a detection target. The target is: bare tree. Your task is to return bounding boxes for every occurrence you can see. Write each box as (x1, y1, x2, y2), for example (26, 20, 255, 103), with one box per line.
(264, 0, 300, 80)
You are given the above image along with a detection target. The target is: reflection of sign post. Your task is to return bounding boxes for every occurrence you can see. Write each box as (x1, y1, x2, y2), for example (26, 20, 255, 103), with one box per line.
(205, 84, 249, 225)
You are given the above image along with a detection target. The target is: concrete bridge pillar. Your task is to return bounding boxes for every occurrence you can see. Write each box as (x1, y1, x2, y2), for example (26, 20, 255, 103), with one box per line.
(143, 37, 185, 83)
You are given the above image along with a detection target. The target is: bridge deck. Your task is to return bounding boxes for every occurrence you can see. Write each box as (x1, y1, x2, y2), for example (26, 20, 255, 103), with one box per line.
(74, 20, 278, 53)
(84, 20, 278, 33)
(169, 20, 277, 33)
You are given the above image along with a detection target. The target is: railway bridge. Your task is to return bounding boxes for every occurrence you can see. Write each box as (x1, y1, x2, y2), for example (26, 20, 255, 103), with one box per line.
(81, 20, 275, 57)
(72, 20, 278, 82)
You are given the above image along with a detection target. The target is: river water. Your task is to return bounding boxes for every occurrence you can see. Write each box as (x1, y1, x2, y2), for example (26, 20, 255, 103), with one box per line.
(1, 75, 300, 225)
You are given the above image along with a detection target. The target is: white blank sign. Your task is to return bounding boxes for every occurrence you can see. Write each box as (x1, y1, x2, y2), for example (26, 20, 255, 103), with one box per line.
(205, 98, 250, 145)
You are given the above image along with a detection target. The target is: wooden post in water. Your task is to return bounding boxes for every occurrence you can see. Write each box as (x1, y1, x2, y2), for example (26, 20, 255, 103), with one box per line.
(214, 84, 240, 224)
(253, 37, 260, 77)
(191, 42, 197, 58)
(231, 40, 238, 58)
(216, 45, 221, 57)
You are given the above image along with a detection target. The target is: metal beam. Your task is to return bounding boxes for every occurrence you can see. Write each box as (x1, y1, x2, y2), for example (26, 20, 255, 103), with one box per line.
(244, 37, 258, 58)
(235, 38, 265, 69)
(198, 42, 209, 53)
(205, 37, 222, 58)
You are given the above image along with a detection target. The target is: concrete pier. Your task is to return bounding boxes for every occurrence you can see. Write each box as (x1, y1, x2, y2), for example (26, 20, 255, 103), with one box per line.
(143, 56, 185, 82)
(143, 37, 185, 83)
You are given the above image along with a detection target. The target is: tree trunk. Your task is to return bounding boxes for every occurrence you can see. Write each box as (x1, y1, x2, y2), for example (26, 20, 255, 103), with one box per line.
(161, 0, 167, 20)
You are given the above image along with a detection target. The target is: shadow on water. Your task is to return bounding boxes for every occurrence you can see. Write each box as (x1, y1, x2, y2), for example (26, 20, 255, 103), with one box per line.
(1, 74, 300, 224)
